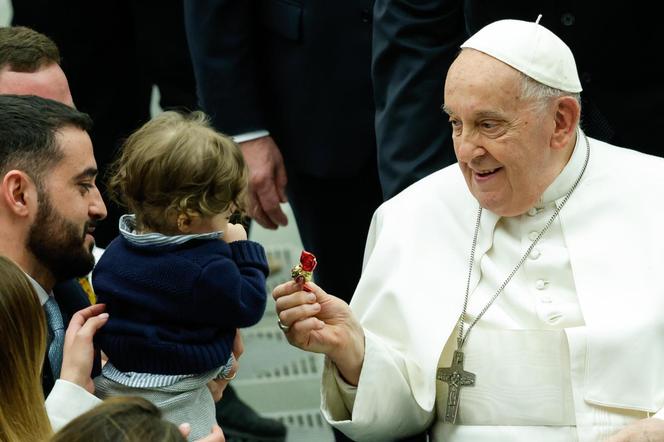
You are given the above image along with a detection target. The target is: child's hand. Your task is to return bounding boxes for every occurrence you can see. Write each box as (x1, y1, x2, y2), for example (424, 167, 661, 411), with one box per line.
(223, 223, 247, 243)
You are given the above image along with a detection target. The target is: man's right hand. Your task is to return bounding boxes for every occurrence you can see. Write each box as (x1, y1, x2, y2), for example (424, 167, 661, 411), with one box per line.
(272, 281, 365, 386)
(240, 136, 288, 229)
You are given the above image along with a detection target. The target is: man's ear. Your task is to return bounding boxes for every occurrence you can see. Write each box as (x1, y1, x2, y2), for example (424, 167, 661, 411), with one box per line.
(1, 170, 37, 217)
(551, 96, 581, 150)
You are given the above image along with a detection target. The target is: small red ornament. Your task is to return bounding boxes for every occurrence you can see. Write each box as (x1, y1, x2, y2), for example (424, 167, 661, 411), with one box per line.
(299, 251, 317, 272)
(291, 250, 317, 291)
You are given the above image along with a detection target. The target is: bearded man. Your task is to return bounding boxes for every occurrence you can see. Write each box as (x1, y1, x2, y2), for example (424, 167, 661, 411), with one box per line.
(0, 95, 106, 399)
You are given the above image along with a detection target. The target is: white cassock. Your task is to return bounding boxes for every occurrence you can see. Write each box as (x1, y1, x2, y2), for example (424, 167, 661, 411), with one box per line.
(320, 130, 664, 442)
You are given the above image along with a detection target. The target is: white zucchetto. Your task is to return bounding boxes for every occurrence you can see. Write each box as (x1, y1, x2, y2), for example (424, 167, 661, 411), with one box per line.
(461, 18, 583, 93)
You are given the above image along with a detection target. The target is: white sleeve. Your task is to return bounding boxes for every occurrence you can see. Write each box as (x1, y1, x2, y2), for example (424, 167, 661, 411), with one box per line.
(320, 330, 433, 442)
(45, 379, 102, 431)
(320, 357, 357, 422)
(231, 130, 270, 143)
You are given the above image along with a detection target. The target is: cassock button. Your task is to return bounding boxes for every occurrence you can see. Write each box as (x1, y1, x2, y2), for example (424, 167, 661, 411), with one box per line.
(527, 207, 538, 216)
(529, 248, 541, 260)
(547, 313, 563, 324)
(535, 279, 547, 290)
(539, 294, 553, 303)
(528, 231, 539, 241)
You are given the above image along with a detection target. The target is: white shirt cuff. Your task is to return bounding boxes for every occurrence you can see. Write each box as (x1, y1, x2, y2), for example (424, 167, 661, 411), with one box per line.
(332, 362, 358, 414)
(232, 130, 270, 143)
(45, 379, 102, 431)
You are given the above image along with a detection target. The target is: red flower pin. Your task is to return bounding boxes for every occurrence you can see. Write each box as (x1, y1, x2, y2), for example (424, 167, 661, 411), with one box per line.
(299, 251, 317, 272)
(291, 250, 317, 291)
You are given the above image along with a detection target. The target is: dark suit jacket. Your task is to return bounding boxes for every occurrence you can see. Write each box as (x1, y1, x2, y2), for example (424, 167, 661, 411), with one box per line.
(185, 0, 377, 178)
(12, 0, 199, 247)
(42, 279, 101, 395)
(373, 0, 664, 198)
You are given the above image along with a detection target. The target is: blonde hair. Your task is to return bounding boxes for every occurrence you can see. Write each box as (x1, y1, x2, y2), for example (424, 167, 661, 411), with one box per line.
(0, 255, 51, 442)
(108, 111, 248, 233)
(50, 396, 185, 442)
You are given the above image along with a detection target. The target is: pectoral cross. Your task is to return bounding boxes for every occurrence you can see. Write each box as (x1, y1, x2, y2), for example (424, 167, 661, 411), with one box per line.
(436, 350, 475, 423)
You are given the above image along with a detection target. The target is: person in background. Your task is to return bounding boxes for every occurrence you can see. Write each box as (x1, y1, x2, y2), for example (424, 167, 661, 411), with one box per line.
(184, 4, 382, 436)
(0, 254, 108, 440)
(184, 1, 383, 305)
(0, 26, 73, 106)
(50, 396, 188, 442)
(0, 253, 59, 442)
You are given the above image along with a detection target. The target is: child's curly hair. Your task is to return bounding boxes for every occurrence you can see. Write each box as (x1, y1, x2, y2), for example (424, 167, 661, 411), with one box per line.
(107, 110, 247, 233)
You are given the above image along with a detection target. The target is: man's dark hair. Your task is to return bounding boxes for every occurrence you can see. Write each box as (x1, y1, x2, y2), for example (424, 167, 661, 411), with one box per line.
(0, 94, 93, 186)
(0, 26, 61, 72)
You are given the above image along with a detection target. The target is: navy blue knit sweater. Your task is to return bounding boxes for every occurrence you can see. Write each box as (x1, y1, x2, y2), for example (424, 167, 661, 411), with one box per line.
(92, 237, 268, 375)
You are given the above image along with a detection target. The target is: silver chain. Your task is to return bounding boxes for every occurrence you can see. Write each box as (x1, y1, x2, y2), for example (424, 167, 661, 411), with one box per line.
(457, 133, 591, 350)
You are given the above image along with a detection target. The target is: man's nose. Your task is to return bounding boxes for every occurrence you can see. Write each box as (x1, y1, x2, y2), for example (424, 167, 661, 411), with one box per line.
(89, 187, 107, 220)
(454, 132, 486, 163)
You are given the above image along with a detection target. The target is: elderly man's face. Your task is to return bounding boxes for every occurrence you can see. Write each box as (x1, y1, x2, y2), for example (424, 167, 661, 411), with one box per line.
(27, 126, 107, 282)
(443, 49, 562, 216)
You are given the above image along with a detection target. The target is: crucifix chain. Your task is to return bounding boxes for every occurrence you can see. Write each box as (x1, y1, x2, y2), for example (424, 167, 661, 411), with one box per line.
(437, 133, 590, 424)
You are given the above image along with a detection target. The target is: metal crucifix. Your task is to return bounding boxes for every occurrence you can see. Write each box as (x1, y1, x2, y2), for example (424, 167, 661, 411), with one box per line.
(436, 350, 475, 423)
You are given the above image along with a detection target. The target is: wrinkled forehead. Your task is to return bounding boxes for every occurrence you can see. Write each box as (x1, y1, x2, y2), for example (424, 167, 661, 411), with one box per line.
(446, 49, 522, 90)
(0, 64, 74, 107)
(444, 49, 524, 113)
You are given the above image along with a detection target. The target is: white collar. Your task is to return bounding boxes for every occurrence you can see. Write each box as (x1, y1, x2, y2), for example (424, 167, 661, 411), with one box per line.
(538, 128, 587, 206)
(24, 272, 52, 306)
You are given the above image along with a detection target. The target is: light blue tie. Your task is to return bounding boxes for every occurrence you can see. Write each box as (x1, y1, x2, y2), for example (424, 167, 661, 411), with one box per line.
(43, 296, 65, 379)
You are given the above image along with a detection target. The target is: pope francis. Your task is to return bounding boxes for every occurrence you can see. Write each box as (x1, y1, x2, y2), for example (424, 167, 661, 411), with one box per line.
(272, 17, 664, 442)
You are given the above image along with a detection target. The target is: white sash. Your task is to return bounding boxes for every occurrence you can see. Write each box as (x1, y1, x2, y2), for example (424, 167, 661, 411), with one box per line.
(433, 327, 576, 441)
(432, 326, 649, 441)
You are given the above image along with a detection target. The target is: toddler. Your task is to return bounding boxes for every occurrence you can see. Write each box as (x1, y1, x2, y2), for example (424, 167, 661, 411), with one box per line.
(92, 111, 268, 440)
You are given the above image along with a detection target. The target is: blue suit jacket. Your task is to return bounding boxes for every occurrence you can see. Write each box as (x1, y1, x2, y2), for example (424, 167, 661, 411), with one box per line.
(185, 0, 377, 179)
(42, 279, 101, 395)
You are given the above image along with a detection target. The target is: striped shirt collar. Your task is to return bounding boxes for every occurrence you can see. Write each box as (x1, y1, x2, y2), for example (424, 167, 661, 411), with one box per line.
(119, 214, 222, 247)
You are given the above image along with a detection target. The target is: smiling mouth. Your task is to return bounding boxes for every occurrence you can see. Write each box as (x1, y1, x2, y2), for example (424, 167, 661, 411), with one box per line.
(475, 167, 501, 178)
